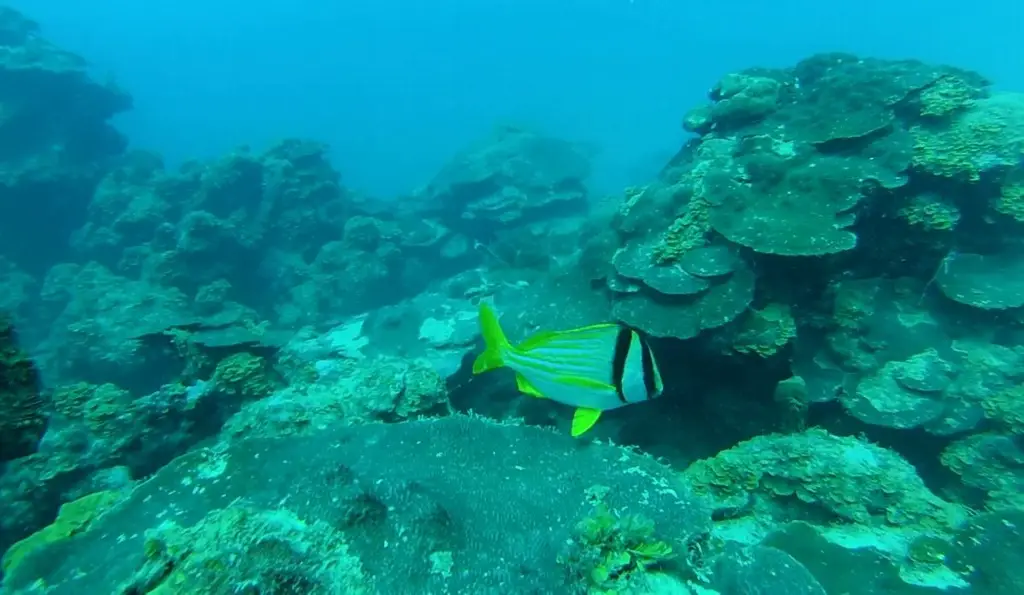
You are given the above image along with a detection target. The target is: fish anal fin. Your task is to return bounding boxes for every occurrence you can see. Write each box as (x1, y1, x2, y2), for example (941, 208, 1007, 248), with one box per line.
(554, 375, 616, 392)
(516, 373, 546, 398)
(571, 407, 602, 437)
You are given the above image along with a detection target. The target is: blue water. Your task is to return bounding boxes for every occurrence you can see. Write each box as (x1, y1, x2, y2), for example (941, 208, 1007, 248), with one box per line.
(10, 0, 1023, 198)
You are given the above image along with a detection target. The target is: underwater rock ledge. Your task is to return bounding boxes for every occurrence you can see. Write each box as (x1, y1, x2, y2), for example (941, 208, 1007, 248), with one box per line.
(1, 415, 712, 594)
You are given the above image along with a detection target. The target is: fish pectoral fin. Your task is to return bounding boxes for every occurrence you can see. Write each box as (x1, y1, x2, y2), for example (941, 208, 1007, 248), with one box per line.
(554, 375, 616, 392)
(571, 407, 602, 437)
(516, 373, 546, 398)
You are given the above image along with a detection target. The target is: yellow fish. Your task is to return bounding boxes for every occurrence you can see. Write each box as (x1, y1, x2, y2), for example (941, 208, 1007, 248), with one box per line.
(472, 302, 665, 436)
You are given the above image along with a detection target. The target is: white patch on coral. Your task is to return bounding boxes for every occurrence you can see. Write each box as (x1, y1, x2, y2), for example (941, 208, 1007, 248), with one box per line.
(841, 441, 880, 471)
(185, 379, 211, 407)
(196, 444, 230, 480)
(419, 309, 477, 349)
(327, 315, 369, 359)
(419, 317, 455, 347)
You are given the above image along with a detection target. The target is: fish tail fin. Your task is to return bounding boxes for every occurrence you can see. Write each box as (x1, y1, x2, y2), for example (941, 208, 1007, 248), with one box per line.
(473, 302, 511, 374)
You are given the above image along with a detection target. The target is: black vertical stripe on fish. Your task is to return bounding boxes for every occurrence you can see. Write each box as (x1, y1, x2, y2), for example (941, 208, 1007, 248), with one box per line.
(639, 333, 657, 399)
(611, 326, 631, 403)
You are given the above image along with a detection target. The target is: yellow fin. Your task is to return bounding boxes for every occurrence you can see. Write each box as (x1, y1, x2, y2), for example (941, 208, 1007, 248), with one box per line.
(473, 302, 511, 374)
(516, 373, 546, 398)
(571, 407, 602, 437)
(554, 375, 616, 391)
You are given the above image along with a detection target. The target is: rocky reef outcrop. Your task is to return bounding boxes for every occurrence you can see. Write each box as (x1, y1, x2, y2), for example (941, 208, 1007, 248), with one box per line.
(2, 416, 711, 594)
(0, 7, 130, 276)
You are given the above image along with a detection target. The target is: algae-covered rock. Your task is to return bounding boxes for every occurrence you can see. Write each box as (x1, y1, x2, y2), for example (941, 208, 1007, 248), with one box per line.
(2, 490, 123, 580)
(1, 416, 711, 594)
(683, 428, 965, 530)
(122, 507, 368, 594)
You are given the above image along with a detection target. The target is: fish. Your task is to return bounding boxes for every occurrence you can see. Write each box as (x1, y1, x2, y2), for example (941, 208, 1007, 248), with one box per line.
(472, 302, 664, 437)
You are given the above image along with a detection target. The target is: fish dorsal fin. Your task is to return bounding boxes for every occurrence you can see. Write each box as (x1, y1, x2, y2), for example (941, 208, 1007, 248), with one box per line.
(571, 407, 602, 437)
(516, 373, 546, 398)
(554, 375, 616, 392)
(516, 323, 619, 352)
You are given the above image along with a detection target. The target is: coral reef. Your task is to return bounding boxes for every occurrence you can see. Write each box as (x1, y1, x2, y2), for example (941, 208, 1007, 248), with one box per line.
(684, 428, 965, 530)
(1, 6, 1024, 591)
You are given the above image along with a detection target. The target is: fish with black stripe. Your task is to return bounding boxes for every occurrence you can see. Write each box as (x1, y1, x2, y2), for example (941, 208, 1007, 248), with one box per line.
(472, 302, 665, 437)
